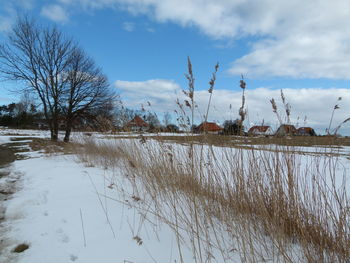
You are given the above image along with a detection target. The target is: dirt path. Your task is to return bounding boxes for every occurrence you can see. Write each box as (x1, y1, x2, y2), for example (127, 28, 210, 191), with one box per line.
(0, 144, 16, 204)
(0, 139, 33, 255)
(0, 145, 15, 168)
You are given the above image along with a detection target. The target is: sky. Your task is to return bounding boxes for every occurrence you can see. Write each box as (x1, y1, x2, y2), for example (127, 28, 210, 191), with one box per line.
(0, 0, 350, 134)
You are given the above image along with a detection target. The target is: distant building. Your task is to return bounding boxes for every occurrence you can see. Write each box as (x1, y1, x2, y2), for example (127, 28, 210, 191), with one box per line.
(125, 115, 149, 132)
(248, 125, 273, 136)
(196, 122, 223, 134)
(275, 124, 297, 136)
(297, 127, 316, 136)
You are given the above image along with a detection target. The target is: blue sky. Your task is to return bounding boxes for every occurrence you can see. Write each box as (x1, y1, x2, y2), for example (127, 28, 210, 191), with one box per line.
(1, 0, 350, 134)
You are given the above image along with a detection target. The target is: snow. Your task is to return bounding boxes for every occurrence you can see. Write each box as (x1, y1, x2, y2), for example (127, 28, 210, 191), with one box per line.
(1, 129, 350, 262)
(0, 135, 194, 263)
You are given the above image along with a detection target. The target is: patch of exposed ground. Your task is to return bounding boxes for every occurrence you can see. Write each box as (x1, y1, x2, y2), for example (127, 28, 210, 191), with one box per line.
(0, 145, 15, 168)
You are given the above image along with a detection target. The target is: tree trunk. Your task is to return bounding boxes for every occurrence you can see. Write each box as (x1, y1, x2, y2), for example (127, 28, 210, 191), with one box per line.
(64, 120, 72, 142)
(53, 122, 59, 141)
(48, 120, 56, 141)
(51, 116, 59, 141)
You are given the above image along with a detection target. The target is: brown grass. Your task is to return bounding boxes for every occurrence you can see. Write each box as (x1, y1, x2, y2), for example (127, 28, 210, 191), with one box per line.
(29, 138, 81, 154)
(77, 136, 350, 263)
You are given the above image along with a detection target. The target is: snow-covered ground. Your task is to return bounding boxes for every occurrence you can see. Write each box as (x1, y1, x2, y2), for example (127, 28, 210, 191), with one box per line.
(0, 130, 195, 263)
(1, 129, 350, 263)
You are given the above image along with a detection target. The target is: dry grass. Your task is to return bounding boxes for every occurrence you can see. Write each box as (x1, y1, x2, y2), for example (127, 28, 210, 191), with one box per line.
(74, 59, 350, 262)
(77, 136, 350, 263)
(29, 138, 81, 154)
(101, 133, 350, 147)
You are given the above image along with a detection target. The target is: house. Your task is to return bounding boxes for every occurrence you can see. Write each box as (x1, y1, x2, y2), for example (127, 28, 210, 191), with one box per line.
(248, 125, 273, 136)
(297, 127, 316, 136)
(196, 122, 223, 134)
(125, 115, 149, 132)
(275, 124, 297, 136)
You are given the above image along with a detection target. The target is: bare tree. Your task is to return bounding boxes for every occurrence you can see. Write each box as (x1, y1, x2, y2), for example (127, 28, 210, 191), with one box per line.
(0, 16, 74, 140)
(61, 48, 113, 142)
(16, 90, 36, 114)
(0, 16, 114, 141)
(163, 111, 172, 127)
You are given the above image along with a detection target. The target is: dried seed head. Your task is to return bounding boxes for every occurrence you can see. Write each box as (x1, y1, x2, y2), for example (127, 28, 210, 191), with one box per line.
(286, 103, 291, 116)
(184, 100, 191, 108)
(187, 56, 193, 77)
(133, 236, 143, 246)
(280, 90, 286, 104)
(208, 62, 219, 93)
(270, 98, 277, 113)
(240, 79, 246, 90)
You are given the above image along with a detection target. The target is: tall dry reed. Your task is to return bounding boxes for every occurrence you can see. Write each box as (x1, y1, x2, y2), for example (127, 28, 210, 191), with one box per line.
(77, 136, 350, 263)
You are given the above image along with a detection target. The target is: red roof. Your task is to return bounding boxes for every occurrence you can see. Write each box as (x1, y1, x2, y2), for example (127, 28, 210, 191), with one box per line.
(276, 124, 297, 134)
(197, 122, 223, 132)
(248, 126, 270, 133)
(297, 127, 313, 132)
(126, 115, 149, 127)
(297, 127, 316, 135)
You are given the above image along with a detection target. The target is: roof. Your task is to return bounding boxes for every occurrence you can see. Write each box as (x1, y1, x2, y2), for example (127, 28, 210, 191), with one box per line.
(297, 127, 314, 132)
(248, 126, 271, 133)
(126, 115, 149, 127)
(297, 127, 316, 135)
(276, 124, 297, 135)
(279, 124, 296, 131)
(197, 122, 223, 132)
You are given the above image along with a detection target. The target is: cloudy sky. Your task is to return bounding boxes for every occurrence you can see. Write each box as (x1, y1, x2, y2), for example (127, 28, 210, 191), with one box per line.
(1, 0, 350, 134)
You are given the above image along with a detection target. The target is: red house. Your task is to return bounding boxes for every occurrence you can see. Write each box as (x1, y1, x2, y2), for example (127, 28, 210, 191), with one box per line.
(297, 127, 316, 136)
(125, 115, 149, 132)
(248, 125, 273, 136)
(196, 122, 223, 134)
(275, 124, 297, 136)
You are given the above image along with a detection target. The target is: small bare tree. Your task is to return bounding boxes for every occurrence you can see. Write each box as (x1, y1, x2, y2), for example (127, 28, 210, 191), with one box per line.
(163, 111, 172, 127)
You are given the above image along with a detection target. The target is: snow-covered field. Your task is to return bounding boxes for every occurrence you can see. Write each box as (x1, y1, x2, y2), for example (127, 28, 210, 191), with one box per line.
(0, 129, 195, 263)
(1, 129, 350, 263)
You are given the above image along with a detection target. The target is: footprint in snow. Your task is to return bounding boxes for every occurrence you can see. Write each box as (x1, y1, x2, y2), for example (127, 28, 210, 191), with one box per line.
(56, 228, 70, 243)
(61, 234, 69, 243)
(70, 254, 78, 261)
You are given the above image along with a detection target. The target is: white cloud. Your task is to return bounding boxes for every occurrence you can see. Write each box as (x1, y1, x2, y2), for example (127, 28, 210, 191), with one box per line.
(55, 0, 350, 79)
(115, 79, 350, 134)
(0, 0, 35, 33)
(0, 16, 12, 32)
(122, 22, 135, 32)
(114, 79, 182, 111)
(146, 27, 155, 33)
(41, 4, 69, 23)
